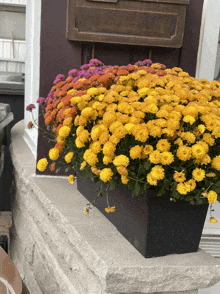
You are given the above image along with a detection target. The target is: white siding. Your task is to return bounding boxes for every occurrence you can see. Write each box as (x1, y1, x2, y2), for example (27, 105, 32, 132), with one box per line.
(0, 39, 26, 60)
(23, 0, 41, 159)
(0, 0, 26, 4)
(195, 0, 220, 81)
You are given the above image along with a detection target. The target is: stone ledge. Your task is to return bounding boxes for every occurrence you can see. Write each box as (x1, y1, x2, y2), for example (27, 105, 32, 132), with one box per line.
(9, 120, 220, 294)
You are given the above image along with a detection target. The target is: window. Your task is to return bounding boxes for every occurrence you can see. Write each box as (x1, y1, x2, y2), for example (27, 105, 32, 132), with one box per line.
(0, 5, 26, 41)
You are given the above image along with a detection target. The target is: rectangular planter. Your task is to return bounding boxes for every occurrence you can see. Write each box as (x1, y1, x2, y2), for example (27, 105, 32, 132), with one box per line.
(67, 0, 190, 48)
(77, 177, 209, 258)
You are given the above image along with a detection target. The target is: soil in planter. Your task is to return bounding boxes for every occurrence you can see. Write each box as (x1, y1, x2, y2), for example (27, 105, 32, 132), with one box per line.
(77, 177, 209, 258)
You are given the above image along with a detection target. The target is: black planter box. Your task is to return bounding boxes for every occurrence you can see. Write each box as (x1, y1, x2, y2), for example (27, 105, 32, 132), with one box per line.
(77, 177, 209, 258)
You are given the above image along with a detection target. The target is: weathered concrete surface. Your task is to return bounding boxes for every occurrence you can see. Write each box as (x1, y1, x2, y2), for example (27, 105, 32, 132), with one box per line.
(9, 120, 220, 294)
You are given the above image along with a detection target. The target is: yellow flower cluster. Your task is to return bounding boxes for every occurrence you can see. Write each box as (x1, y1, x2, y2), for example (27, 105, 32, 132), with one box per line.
(37, 61, 220, 216)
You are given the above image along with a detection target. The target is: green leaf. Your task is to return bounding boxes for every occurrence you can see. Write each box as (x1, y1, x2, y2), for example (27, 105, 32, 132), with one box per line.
(133, 181, 141, 196)
(157, 187, 166, 196)
(144, 161, 151, 171)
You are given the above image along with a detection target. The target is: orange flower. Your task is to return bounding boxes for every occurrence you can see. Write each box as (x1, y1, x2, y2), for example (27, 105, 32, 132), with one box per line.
(50, 163, 55, 172)
(66, 76, 73, 83)
(56, 81, 65, 88)
(61, 94, 72, 106)
(55, 143, 64, 153)
(27, 121, 33, 129)
(45, 115, 54, 125)
(117, 69, 129, 76)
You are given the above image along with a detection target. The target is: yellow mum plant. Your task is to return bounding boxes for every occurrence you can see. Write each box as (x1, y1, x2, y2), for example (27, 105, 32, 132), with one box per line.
(33, 59, 220, 222)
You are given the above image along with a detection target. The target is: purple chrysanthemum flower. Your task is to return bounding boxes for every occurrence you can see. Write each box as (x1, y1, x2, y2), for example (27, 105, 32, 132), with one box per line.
(126, 64, 132, 69)
(68, 69, 78, 77)
(135, 61, 144, 66)
(77, 71, 86, 79)
(143, 59, 152, 66)
(45, 97, 50, 104)
(80, 63, 90, 70)
(89, 59, 103, 66)
(47, 91, 54, 99)
(84, 69, 92, 79)
(55, 74, 65, 80)
(26, 104, 36, 111)
(73, 77, 79, 83)
(53, 74, 65, 84)
(93, 67, 104, 75)
(37, 97, 46, 107)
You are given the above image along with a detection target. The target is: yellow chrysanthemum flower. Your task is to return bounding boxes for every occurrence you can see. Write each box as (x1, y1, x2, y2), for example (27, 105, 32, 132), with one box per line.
(186, 179, 196, 192)
(142, 145, 153, 156)
(37, 158, 48, 172)
(149, 150, 161, 164)
(160, 152, 174, 165)
(91, 166, 101, 176)
(103, 111, 117, 125)
(121, 175, 129, 184)
(192, 168, 205, 182)
(56, 135, 65, 145)
(156, 139, 171, 152)
(59, 126, 71, 138)
(181, 132, 196, 144)
(100, 168, 113, 182)
(173, 171, 186, 183)
(49, 147, 60, 161)
(209, 217, 218, 224)
(183, 115, 196, 125)
(79, 129, 90, 143)
(68, 175, 75, 184)
(206, 172, 216, 177)
(176, 183, 188, 195)
(103, 141, 116, 157)
(117, 166, 128, 176)
(113, 155, 130, 167)
(63, 117, 73, 127)
(90, 141, 102, 154)
(103, 155, 114, 165)
(130, 145, 143, 159)
(146, 173, 157, 186)
(203, 133, 215, 146)
(86, 152, 98, 166)
(198, 124, 206, 134)
(150, 165, 165, 180)
(191, 144, 206, 159)
(75, 137, 85, 148)
(211, 155, 220, 171)
(207, 190, 217, 204)
(81, 107, 94, 118)
(65, 152, 74, 163)
(87, 87, 99, 96)
(80, 161, 87, 170)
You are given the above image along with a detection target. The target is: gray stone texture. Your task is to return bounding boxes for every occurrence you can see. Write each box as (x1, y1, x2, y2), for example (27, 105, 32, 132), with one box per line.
(9, 120, 220, 294)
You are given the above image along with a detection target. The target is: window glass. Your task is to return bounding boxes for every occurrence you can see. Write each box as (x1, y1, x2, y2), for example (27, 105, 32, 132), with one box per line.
(0, 11, 25, 40)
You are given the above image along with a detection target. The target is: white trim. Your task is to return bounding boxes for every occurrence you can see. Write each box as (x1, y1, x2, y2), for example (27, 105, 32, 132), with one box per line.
(195, 0, 220, 81)
(24, 0, 41, 157)
(23, 128, 37, 159)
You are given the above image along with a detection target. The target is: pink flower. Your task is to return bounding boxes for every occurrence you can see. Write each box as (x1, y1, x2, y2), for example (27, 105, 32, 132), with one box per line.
(37, 97, 46, 107)
(26, 104, 36, 111)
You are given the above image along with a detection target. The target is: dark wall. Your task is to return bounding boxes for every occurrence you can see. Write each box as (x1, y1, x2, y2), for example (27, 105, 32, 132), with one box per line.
(37, 0, 205, 175)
